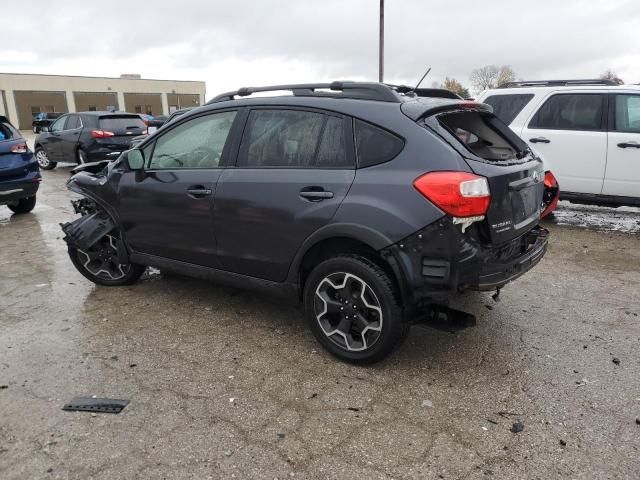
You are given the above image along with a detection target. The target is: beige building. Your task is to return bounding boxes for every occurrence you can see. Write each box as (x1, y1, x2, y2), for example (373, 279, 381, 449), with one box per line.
(0, 73, 206, 129)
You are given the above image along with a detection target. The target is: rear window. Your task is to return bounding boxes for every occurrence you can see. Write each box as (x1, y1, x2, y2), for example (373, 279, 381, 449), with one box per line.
(483, 94, 534, 125)
(437, 111, 528, 161)
(99, 115, 146, 132)
(355, 120, 404, 168)
(0, 121, 19, 141)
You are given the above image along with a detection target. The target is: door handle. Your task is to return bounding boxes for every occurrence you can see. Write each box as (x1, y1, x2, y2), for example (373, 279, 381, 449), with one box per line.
(617, 141, 640, 149)
(300, 188, 334, 201)
(186, 185, 212, 198)
(529, 137, 550, 144)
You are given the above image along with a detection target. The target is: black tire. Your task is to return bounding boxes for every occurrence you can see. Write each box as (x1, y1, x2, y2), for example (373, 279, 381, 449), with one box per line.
(303, 255, 409, 364)
(8, 195, 36, 214)
(67, 231, 145, 286)
(35, 147, 56, 170)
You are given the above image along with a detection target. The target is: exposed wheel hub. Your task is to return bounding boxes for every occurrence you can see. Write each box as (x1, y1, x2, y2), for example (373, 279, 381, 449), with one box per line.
(314, 272, 383, 352)
(77, 234, 130, 281)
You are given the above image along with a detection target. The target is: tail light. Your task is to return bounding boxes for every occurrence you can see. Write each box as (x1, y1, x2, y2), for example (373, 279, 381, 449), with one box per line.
(10, 143, 29, 153)
(91, 129, 115, 138)
(541, 170, 559, 218)
(414, 171, 491, 217)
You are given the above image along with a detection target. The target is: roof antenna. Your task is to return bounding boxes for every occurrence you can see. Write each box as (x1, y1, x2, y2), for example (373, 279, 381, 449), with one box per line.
(414, 67, 432, 90)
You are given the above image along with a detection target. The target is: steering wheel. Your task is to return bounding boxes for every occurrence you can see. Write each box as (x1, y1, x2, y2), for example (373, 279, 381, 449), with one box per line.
(190, 146, 219, 167)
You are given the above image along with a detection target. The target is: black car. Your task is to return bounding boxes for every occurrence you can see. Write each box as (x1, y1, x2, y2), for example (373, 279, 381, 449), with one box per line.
(61, 82, 548, 363)
(32, 112, 63, 133)
(1, 116, 40, 213)
(34, 112, 147, 170)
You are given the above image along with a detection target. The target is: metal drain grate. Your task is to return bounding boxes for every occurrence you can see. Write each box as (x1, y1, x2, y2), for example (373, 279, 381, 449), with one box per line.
(62, 397, 130, 414)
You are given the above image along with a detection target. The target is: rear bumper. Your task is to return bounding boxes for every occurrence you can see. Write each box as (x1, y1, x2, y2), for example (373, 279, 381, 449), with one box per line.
(470, 227, 548, 290)
(382, 218, 549, 308)
(0, 179, 39, 204)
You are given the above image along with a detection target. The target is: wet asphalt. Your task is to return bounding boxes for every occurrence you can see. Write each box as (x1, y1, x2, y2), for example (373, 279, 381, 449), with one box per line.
(1, 159, 639, 479)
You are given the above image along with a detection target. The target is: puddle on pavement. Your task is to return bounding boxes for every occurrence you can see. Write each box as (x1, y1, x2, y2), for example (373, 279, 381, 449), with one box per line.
(548, 201, 640, 234)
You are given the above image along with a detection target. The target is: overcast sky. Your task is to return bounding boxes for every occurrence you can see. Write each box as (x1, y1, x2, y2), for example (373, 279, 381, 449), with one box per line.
(2, 0, 639, 97)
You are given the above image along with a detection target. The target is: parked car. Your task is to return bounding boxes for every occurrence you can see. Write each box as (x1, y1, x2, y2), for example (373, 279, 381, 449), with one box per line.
(0, 116, 40, 213)
(34, 112, 147, 170)
(477, 79, 640, 207)
(32, 112, 63, 133)
(60, 81, 548, 363)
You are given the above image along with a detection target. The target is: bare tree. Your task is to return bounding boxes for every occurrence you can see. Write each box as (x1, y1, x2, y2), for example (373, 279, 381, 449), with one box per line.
(495, 66, 516, 87)
(469, 65, 517, 92)
(442, 77, 470, 98)
(600, 69, 624, 85)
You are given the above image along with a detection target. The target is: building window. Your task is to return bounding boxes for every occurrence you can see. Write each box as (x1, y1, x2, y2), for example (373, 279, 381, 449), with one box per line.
(45, 105, 55, 112)
(145, 105, 153, 115)
(31, 106, 41, 115)
(88, 105, 97, 111)
(134, 105, 142, 113)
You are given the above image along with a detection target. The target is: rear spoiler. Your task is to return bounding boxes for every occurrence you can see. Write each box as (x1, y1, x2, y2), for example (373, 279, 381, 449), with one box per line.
(401, 99, 493, 121)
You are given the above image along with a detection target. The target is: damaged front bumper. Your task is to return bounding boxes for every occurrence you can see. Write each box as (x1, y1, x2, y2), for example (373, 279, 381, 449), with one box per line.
(382, 218, 549, 307)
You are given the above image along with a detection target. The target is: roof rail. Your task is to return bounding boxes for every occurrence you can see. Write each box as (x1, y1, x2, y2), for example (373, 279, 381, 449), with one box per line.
(207, 81, 401, 104)
(498, 79, 619, 89)
(385, 84, 462, 99)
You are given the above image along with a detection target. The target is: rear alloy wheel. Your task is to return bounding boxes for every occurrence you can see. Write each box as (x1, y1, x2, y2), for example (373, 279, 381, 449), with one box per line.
(8, 195, 36, 214)
(304, 255, 408, 364)
(68, 232, 145, 286)
(35, 148, 56, 170)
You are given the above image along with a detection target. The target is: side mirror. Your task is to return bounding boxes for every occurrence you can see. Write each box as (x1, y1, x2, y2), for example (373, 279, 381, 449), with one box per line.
(125, 149, 145, 170)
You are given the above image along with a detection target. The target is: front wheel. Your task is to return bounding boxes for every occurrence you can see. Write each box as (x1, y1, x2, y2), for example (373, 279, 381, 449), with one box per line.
(303, 255, 409, 364)
(68, 232, 145, 286)
(8, 195, 36, 214)
(35, 148, 56, 170)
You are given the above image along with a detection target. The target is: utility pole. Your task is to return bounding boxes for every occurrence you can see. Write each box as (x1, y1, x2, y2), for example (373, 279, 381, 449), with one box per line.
(379, 0, 384, 83)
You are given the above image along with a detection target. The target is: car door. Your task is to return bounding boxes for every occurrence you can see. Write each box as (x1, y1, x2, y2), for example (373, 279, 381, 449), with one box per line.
(214, 107, 356, 282)
(519, 92, 608, 194)
(117, 110, 239, 267)
(602, 93, 640, 198)
(44, 115, 69, 161)
(58, 114, 83, 162)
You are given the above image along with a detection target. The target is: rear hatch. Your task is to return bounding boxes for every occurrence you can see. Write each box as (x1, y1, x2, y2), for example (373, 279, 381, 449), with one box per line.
(95, 115, 147, 150)
(405, 99, 544, 244)
(0, 117, 33, 180)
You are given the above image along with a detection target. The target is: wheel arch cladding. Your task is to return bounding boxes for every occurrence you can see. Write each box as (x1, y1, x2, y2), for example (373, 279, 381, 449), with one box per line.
(291, 230, 405, 306)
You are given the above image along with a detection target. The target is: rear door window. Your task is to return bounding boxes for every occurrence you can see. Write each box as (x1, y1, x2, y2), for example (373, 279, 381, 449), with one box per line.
(354, 120, 404, 168)
(66, 115, 81, 130)
(99, 115, 146, 134)
(237, 109, 352, 168)
(483, 94, 534, 125)
(613, 94, 640, 133)
(529, 94, 605, 131)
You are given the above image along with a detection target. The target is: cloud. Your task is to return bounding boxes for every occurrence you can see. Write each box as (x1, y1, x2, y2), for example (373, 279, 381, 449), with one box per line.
(1, 0, 639, 98)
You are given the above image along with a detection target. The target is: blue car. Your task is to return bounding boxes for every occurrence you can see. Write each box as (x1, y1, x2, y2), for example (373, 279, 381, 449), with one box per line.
(0, 116, 40, 214)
